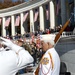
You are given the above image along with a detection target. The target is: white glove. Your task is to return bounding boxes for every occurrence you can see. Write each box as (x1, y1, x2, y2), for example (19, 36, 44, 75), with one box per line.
(0, 37, 22, 53)
(0, 37, 13, 47)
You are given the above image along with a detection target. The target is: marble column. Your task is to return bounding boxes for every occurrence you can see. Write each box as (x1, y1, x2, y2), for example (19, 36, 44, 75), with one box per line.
(20, 13, 25, 35)
(30, 9, 34, 32)
(39, 6, 45, 31)
(2, 17, 6, 37)
(49, 1, 55, 30)
(11, 15, 15, 36)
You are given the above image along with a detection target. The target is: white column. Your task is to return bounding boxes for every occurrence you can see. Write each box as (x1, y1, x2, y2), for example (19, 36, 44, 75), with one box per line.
(39, 6, 44, 31)
(61, 0, 67, 25)
(11, 15, 15, 36)
(49, 1, 55, 30)
(20, 13, 25, 35)
(2, 17, 6, 37)
(30, 9, 34, 32)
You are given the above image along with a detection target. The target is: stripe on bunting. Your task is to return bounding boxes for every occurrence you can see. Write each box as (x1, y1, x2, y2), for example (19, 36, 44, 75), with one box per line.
(0, 18, 2, 25)
(5, 17, 10, 27)
(34, 11, 39, 22)
(23, 12, 28, 22)
(15, 16, 20, 26)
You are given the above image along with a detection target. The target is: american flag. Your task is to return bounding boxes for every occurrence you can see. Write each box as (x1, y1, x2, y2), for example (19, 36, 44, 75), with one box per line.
(56, 0, 60, 15)
(34, 11, 39, 22)
(15, 16, 20, 26)
(5, 17, 10, 27)
(46, 9, 49, 20)
(0, 18, 2, 25)
(23, 12, 28, 22)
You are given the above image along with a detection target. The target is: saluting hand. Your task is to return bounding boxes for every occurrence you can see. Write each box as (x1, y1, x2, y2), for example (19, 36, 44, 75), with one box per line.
(0, 37, 13, 48)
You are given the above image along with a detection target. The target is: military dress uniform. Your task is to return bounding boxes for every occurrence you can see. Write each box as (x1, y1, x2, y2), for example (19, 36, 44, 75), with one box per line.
(0, 37, 34, 75)
(39, 48, 60, 75)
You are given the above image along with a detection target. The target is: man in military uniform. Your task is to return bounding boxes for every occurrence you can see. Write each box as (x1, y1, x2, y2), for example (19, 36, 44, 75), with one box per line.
(0, 37, 34, 75)
(34, 35, 60, 75)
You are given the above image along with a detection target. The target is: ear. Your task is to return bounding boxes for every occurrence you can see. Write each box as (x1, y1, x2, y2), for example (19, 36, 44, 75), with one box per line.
(47, 42, 50, 45)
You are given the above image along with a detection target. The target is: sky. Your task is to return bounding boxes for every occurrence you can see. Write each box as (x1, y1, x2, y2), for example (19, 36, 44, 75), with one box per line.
(13, 0, 74, 3)
(12, 0, 18, 2)
(0, 0, 74, 3)
(12, 0, 29, 2)
(0, 0, 29, 2)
